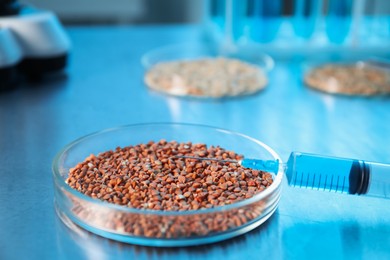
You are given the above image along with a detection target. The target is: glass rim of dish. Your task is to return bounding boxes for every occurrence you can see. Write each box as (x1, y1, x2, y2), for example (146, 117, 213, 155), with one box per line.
(53, 122, 283, 216)
(304, 57, 390, 71)
(140, 42, 275, 72)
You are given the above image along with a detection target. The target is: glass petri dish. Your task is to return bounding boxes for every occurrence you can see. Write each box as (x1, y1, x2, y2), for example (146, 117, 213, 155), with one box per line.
(53, 123, 283, 247)
(141, 43, 274, 98)
(303, 59, 390, 96)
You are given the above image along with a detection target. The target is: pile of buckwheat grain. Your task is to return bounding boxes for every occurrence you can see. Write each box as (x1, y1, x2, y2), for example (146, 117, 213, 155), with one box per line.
(304, 64, 390, 95)
(144, 57, 268, 98)
(66, 140, 273, 211)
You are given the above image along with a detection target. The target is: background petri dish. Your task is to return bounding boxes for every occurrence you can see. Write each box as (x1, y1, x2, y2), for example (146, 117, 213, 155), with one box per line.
(141, 43, 274, 98)
(303, 59, 390, 96)
(53, 123, 283, 247)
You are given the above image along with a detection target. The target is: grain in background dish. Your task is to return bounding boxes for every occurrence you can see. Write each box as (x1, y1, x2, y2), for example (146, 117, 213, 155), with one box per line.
(304, 63, 390, 96)
(145, 57, 268, 98)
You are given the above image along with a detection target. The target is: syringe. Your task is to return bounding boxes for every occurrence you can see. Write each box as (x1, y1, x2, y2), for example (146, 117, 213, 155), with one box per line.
(284, 152, 390, 199)
(174, 153, 390, 199)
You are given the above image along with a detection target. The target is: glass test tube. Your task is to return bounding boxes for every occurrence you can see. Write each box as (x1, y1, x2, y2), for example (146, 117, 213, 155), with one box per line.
(229, 0, 282, 43)
(293, 0, 322, 39)
(209, 0, 227, 31)
(325, 0, 354, 44)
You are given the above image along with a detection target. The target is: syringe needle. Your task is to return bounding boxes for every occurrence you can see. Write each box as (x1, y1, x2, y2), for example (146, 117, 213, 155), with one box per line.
(173, 152, 390, 200)
(170, 155, 239, 164)
(171, 155, 280, 173)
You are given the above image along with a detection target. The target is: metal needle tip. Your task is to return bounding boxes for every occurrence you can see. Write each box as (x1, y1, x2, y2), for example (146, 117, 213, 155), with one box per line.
(170, 155, 239, 164)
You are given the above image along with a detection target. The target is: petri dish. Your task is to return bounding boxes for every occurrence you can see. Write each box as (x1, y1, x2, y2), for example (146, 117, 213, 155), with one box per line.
(303, 60, 390, 96)
(53, 123, 283, 247)
(141, 43, 274, 98)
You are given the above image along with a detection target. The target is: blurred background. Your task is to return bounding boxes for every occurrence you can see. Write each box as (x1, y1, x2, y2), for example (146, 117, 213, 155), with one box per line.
(19, 0, 390, 25)
(20, 0, 390, 59)
(19, 0, 205, 24)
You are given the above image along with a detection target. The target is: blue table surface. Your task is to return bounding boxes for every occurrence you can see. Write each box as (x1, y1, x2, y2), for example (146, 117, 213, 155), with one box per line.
(0, 25, 389, 260)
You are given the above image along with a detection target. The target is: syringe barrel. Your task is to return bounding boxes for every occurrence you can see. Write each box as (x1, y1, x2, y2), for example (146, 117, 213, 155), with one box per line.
(285, 152, 390, 199)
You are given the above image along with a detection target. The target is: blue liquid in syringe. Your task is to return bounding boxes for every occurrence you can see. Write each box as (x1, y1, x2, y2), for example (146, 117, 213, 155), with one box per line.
(286, 152, 357, 193)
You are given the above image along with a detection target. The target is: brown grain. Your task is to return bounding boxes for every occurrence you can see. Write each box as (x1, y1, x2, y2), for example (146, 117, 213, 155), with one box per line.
(65, 140, 274, 239)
